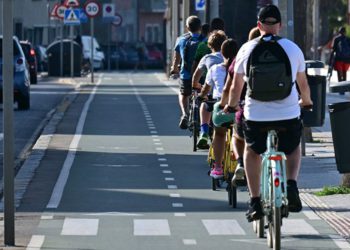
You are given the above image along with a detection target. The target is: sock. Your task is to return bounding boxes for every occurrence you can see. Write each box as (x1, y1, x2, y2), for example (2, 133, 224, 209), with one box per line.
(287, 179, 297, 187)
(200, 123, 209, 134)
(250, 196, 261, 205)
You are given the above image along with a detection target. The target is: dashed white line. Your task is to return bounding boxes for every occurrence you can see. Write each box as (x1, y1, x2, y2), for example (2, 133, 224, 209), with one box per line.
(160, 164, 169, 167)
(168, 185, 178, 189)
(134, 219, 171, 236)
(156, 147, 164, 151)
(172, 203, 183, 208)
(41, 215, 53, 220)
(165, 177, 175, 181)
(158, 158, 167, 161)
(151, 131, 158, 134)
(27, 235, 45, 250)
(162, 170, 172, 174)
(174, 213, 186, 217)
(183, 239, 197, 245)
(170, 193, 181, 197)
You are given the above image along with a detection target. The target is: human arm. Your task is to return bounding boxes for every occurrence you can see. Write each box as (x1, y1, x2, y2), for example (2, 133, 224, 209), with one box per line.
(199, 83, 211, 99)
(224, 72, 245, 112)
(192, 67, 203, 90)
(170, 51, 181, 75)
(220, 72, 233, 106)
(296, 71, 313, 107)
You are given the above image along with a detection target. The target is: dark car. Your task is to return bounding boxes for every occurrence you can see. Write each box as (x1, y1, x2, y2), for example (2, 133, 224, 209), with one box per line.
(0, 36, 30, 110)
(20, 41, 38, 84)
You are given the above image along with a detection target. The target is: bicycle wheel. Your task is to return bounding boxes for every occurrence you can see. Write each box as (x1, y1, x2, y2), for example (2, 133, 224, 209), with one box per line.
(230, 184, 237, 208)
(267, 174, 281, 250)
(211, 177, 217, 191)
(192, 118, 199, 152)
(253, 218, 264, 238)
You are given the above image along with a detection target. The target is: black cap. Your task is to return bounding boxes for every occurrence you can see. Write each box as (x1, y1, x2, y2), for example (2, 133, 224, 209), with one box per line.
(258, 5, 281, 25)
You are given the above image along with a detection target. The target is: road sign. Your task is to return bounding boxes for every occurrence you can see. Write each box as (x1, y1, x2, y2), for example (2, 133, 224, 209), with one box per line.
(195, 0, 205, 11)
(80, 9, 88, 23)
(103, 3, 115, 18)
(84, 0, 101, 18)
(56, 5, 67, 20)
(64, 8, 81, 25)
(111, 13, 123, 27)
(50, 3, 59, 17)
(64, 0, 80, 8)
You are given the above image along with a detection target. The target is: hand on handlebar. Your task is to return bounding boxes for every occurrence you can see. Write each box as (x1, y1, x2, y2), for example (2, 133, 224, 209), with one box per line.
(299, 99, 313, 111)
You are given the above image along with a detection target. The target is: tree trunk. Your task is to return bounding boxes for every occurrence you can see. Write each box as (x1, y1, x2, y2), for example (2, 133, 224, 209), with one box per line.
(342, 174, 350, 188)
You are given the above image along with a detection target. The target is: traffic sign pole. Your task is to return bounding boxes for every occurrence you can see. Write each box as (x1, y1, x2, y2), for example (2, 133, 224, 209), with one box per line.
(3, 0, 15, 245)
(108, 23, 111, 71)
(60, 23, 64, 76)
(91, 18, 94, 83)
(71, 25, 74, 78)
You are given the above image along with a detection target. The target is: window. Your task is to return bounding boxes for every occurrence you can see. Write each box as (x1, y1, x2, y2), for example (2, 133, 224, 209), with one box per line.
(145, 24, 161, 43)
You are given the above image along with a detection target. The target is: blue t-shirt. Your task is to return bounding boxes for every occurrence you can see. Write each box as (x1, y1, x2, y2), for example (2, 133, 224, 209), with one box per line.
(174, 33, 202, 80)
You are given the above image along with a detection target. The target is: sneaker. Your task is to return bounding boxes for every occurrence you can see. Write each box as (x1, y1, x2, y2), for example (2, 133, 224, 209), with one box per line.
(179, 115, 188, 129)
(210, 164, 224, 179)
(232, 163, 245, 184)
(197, 133, 209, 149)
(246, 197, 264, 222)
(287, 183, 302, 212)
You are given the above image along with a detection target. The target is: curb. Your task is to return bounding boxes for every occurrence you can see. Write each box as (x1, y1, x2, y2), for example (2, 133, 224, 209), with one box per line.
(300, 190, 350, 240)
(0, 77, 85, 209)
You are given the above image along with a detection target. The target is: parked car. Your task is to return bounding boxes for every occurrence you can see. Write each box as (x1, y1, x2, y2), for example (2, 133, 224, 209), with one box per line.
(20, 41, 38, 84)
(80, 35, 105, 70)
(35, 45, 48, 72)
(0, 36, 30, 110)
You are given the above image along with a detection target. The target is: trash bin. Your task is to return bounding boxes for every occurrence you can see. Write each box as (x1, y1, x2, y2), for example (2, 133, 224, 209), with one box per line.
(303, 60, 327, 127)
(46, 39, 82, 77)
(328, 102, 350, 173)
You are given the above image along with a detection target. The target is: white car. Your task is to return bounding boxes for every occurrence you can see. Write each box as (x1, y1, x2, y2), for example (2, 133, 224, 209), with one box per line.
(81, 35, 105, 70)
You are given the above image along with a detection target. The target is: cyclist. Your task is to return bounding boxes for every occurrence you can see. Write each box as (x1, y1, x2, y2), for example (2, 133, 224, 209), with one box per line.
(170, 16, 204, 129)
(203, 39, 238, 178)
(192, 30, 227, 149)
(224, 5, 313, 221)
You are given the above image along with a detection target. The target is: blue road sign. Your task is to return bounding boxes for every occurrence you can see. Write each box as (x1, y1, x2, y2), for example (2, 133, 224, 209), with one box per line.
(80, 9, 88, 23)
(64, 8, 81, 25)
(195, 0, 205, 11)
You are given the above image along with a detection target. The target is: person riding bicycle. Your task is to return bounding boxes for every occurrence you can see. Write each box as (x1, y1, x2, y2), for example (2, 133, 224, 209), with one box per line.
(192, 30, 227, 149)
(203, 39, 238, 178)
(170, 16, 204, 129)
(224, 5, 313, 222)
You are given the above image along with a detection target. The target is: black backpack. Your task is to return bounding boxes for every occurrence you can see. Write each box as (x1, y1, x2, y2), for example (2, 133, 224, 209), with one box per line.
(246, 35, 293, 101)
(183, 33, 204, 72)
(335, 36, 350, 62)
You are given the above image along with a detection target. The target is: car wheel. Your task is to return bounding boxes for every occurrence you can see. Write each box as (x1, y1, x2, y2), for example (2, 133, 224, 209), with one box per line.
(18, 94, 30, 110)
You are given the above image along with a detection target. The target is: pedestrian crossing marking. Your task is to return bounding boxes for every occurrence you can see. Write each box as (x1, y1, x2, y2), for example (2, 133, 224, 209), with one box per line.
(202, 219, 246, 235)
(27, 235, 45, 250)
(61, 218, 99, 236)
(134, 219, 170, 236)
(282, 219, 319, 235)
(183, 239, 197, 245)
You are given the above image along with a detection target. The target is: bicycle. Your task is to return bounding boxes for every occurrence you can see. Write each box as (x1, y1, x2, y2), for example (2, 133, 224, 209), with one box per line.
(207, 126, 239, 208)
(252, 127, 289, 250)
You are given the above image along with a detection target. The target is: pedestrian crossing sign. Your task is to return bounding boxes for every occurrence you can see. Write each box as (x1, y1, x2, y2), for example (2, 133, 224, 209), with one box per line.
(64, 8, 81, 25)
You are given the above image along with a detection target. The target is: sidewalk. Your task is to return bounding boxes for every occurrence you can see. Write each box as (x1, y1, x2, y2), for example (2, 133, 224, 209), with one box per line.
(299, 71, 350, 240)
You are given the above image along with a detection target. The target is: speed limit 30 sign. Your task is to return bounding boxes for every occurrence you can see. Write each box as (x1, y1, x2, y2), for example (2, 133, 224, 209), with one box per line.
(84, 0, 101, 18)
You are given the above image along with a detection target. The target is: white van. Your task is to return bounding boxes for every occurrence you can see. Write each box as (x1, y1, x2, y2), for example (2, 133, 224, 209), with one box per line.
(81, 35, 105, 70)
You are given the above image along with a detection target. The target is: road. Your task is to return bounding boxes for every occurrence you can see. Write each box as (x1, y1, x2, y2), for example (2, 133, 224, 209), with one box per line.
(0, 76, 78, 180)
(13, 72, 350, 250)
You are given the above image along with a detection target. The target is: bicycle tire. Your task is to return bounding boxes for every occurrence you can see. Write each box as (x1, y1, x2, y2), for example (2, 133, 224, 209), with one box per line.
(268, 172, 281, 250)
(192, 121, 198, 151)
(230, 184, 237, 208)
(256, 217, 264, 238)
(211, 177, 217, 191)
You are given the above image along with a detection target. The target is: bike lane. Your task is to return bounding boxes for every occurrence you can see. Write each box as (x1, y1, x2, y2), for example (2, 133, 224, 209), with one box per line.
(13, 72, 350, 250)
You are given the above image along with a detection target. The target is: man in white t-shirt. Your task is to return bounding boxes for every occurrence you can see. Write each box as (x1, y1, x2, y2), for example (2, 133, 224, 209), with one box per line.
(224, 5, 313, 222)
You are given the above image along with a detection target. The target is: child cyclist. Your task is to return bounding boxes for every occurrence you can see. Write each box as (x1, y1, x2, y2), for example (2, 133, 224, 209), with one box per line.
(197, 39, 238, 178)
(192, 30, 227, 149)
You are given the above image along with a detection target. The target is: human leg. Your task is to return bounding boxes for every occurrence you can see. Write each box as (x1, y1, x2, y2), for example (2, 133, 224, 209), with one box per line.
(178, 79, 192, 129)
(198, 103, 211, 149)
(210, 127, 226, 178)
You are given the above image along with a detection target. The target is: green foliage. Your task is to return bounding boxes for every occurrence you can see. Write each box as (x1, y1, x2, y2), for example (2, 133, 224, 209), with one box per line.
(314, 185, 350, 196)
(327, 0, 348, 34)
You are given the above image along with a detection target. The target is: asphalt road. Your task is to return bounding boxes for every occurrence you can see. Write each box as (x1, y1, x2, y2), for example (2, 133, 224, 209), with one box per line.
(15, 71, 349, 250)
(0, 76, 78, 180)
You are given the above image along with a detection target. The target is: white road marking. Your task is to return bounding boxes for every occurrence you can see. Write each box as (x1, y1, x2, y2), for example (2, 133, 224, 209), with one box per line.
(162, 170, 172, 174)
(165, 177, 175, 181)
(158, 158, 167, 161)
(149, 127, 156, 130)
(61, 218, 99, 236)
(26, 235, 45, 250)
(183, 239, 197, 245)
(156, 147, 164, 151)
(172, 203, 183, 207)
(151, 131, 158, 134)
(282, 219, 319, 235)
(151, 135, 159, 138)
(0, 133, 3, 141)
(329, 235, 350, 249)
(85, 212, 143, 216)
(154, 142, 162, 145)
(168, 185, 178, 189)
(174, 213, 186, 217)
(160, 164, 169, 167)
(46, 75, 103, 209)
(41, 215, 53, 220)
(202, 220, 246, 235)
(157, 152, 165, 155)
(134, 219, 170, 236)
(170, 193, 180, 197)
(93, 164, 142, 168)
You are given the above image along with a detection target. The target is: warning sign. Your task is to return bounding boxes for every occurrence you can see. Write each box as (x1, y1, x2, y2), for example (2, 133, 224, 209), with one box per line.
(64, 8, 81, 25)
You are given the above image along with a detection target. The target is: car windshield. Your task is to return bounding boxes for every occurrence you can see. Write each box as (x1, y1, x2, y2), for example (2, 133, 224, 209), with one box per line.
(0, 39, 22, 57)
